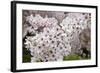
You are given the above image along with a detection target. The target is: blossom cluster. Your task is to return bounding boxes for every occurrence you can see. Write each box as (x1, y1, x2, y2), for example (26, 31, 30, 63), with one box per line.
(24, 12, 91, 62)
(60, 13, 91, 54)
(60, 13, 91, 34)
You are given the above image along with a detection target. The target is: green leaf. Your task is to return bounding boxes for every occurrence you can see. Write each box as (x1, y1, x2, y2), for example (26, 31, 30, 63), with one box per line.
(23, 48, 31, 63)
(63, 55, 81, 61)
(23, 55, 31, 62)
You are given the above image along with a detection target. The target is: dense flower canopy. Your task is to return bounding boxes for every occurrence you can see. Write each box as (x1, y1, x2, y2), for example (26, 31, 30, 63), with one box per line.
(23, 12, 91, 62)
